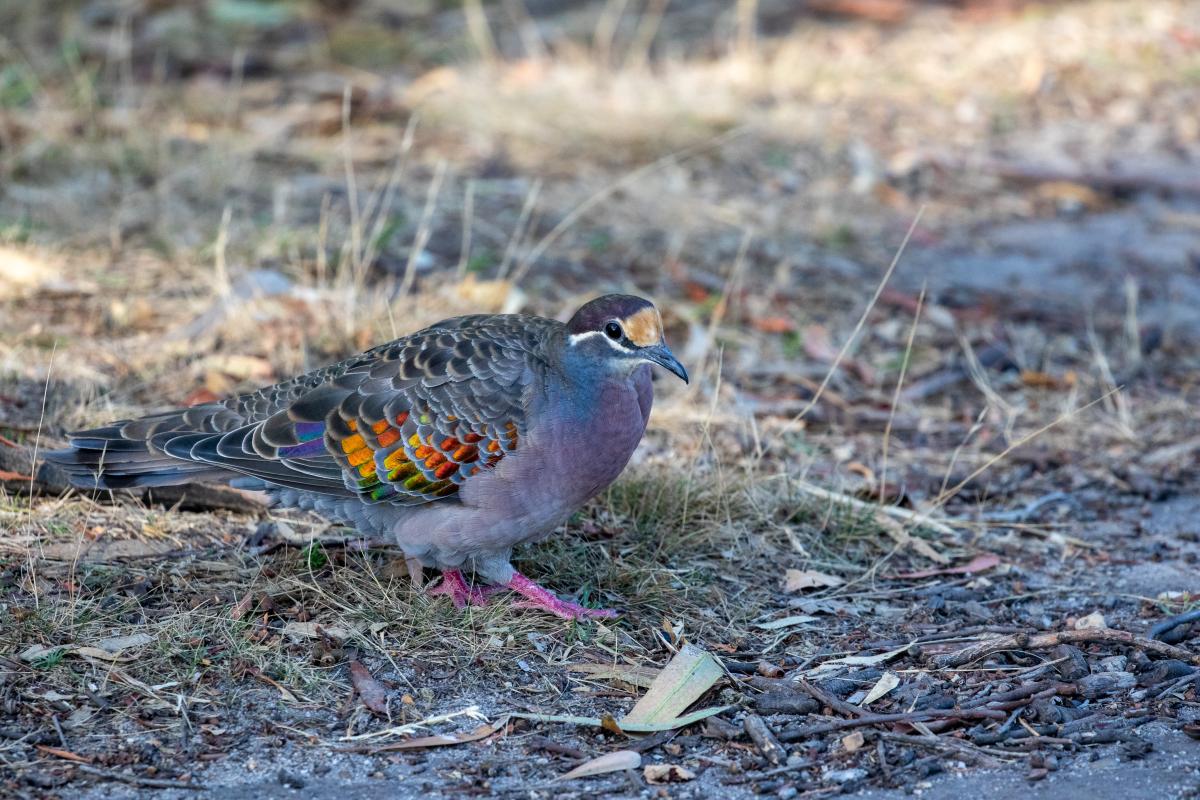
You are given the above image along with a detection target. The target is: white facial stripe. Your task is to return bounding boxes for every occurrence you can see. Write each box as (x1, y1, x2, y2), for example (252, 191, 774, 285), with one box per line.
(567, 330, 629, 352)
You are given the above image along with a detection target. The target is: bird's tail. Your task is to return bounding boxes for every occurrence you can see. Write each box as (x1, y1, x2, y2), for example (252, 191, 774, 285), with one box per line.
(43, 407, 240, 490)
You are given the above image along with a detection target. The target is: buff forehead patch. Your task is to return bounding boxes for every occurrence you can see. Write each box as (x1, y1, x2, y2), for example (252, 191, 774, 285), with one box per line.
(622, 306, 663, 347)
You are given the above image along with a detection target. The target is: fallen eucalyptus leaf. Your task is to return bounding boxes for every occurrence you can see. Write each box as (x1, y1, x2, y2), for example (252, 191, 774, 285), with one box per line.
(623, 643, 722, 727)
(558, 750, 641, 781)
(569, 663, 660, 689)
(756, 615, 820, 630)
(784, 570, 845, 592)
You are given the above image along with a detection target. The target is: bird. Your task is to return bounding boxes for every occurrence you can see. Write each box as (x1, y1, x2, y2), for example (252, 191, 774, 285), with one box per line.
(46, 294, 688, 620)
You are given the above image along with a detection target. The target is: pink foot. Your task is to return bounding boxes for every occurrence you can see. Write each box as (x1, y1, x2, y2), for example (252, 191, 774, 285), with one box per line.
(505, 572, 618, 620)
(427, 570, 495, 608)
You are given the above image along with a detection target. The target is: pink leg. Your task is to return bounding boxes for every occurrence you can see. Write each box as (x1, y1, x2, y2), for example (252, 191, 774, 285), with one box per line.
(427, 570, 494, 608)
(505, 572, 617, 620)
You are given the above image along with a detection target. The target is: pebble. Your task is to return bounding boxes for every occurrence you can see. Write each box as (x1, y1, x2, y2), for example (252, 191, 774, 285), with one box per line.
(825, 768, 868, 784)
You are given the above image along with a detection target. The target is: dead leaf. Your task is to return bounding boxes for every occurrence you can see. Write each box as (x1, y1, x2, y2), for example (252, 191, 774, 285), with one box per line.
(62, 706, 94, 730)
(842, 731, 865, 752)
(1074, 611, 1107, 630)
(811, 644, 910, 672)
(73, 646, 136, 663)
(349, 661, 388, 715)
(282, 621, 357, 641)
(752, 316, 796, 334)
(94, 633, 154, 654)
(756, 615, 819, 630)
(622, 643, 723, 727)
(861, 671, 900, 706)
(255, 672, 299, 703)
(892, 553, 1001, 580)
(230, 592, 254, 621)
(569, 663, 660, 689)
(372, 721, 505, 752)
(784, 570, 845, 592)
(35, 745, 90, 763)
(558, 750, 641, 781)
(644, 764, 696, 783)
(600, 714, 625, 735)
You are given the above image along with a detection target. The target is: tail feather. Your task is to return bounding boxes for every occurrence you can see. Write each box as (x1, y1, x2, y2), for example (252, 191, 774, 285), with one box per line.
(44, 406, 242, 491)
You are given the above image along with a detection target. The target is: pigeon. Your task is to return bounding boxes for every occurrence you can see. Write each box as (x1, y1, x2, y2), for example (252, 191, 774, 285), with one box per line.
(46, 294, 688, 619)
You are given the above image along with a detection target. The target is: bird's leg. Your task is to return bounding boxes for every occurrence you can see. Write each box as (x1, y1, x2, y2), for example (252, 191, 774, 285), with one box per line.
(504, 572, 618, 620)
(427, 570, 493, 607)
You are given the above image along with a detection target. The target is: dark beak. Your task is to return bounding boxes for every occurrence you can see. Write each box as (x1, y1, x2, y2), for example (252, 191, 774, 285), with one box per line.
(644, 342, 689, 384)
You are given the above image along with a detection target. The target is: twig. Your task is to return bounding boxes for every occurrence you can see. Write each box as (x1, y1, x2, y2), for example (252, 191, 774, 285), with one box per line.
(1155, 671, 1200, 700)
(1148, 609, 1200, 642)
(795, 679, 867, 719)
(934, 628, 1200, 668)
(961, 681, 1070, 709)
(722, 758, 816, 786)
(970, 157, 1200, 198)
(777, 708, 1005, 742)
(878, 732, 1007, 766)
(793, 480, 957, 538)
(75, 764, 203, 790)
(743, 714, 787, 765)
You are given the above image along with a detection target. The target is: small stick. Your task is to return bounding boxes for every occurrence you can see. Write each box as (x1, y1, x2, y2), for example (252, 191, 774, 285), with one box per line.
(795, 679, 867, 718)
(526, 735, 584, 760)
(793, 480, 958, 538)
(743, 714, 787, 766)
(961, 680, 1058, 708)
(934, 629, 1200, 668)
(778, 708, 1005, 742)
(722, 759, 816, 786)
(878, 732, 1006, 766)
(75, 764, 203, 790)
(50, 716, 67, 749)
(1148, 609, 1200, 642)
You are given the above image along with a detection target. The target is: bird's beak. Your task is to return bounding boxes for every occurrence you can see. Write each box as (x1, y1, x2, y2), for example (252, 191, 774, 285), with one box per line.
(643, 342, 689, 384)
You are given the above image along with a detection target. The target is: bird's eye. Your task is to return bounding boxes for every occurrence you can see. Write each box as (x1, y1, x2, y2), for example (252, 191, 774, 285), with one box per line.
(604, 321, 623, 340)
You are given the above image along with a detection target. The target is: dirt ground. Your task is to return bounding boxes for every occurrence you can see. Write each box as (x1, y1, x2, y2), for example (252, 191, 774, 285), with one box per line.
(2, 0, 1200, 797)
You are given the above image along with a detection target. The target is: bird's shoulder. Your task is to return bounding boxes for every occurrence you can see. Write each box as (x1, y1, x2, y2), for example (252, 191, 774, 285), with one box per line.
(225, 312, 564, 422)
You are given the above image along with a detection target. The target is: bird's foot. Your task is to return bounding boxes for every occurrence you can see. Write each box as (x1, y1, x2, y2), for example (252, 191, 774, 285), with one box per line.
(505, 572, 618, 620)
(427, 570, 495, 608)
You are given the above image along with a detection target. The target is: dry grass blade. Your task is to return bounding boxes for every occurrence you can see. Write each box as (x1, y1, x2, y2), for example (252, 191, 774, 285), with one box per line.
(792, 480, 950, 563)
(777, 205, 926, 438)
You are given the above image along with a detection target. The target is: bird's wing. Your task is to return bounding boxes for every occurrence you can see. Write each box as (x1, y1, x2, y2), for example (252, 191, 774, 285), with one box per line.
(150, 314, 552, 504)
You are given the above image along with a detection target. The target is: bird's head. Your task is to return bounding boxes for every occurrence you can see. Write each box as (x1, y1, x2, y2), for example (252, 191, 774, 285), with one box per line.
(565, 294, 688, 383)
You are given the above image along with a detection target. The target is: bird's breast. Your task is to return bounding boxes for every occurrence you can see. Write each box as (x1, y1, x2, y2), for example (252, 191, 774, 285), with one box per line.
(466, 367, 653, 522)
